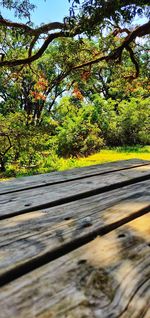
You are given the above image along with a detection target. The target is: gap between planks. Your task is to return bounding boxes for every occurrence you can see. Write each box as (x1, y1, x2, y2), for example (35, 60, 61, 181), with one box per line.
(1, 164, 150, 220)
(0, 214, 150, 318)
(0, 179, 150, 286)
(0, 207, 149, 288)
(1, 159, 150, 195)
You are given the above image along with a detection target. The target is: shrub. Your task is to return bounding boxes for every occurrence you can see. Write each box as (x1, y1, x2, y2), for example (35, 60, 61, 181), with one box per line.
(118, 97, 150, 145)
(56, 98, 104, 157)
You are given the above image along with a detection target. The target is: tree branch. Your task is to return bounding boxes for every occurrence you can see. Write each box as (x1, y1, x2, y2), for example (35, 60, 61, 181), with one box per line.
(125, 46, 140, 79)
(0, 31, 68, 67)
(73, 21, 150, 71)
(0, 16, 149, 71)
(0, 18, 65, 35)
(28, 35, 39, 57)
(0, 132, 12, 157)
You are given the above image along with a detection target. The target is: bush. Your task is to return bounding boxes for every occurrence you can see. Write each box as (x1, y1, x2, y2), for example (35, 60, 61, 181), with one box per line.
(55, 98, 104, 157)
(91, 95, 121, 146)
(0, 112, 58, 172)
(91, 95, 150, 146)
(118, 97, 150, 145)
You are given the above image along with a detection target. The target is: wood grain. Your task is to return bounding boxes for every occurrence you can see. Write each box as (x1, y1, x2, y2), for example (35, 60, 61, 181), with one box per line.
(1, 159, 149, 195)
(0, 180, 150, 284)
(0, 164, 150, 219)
(1, 214, 149, 318)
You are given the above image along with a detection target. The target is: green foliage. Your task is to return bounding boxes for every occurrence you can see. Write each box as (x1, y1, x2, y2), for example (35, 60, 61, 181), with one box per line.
(0, 113, 13, 171)
(55, 97, 104, 157)
(91, 95, 120, 146)
(0, 21, 149, 178)
(89, 95, 150, 146)
(1, 92, 149, 175)
(1, 0, 149, 73)
(118, 97, 150, 145)
(1, 146, 150, 180)
(0, 112, 57, 172)
(69, 0, 150, 35)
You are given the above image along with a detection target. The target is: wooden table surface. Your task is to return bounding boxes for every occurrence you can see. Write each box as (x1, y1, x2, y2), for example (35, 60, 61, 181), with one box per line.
(0, 159, 150, 318)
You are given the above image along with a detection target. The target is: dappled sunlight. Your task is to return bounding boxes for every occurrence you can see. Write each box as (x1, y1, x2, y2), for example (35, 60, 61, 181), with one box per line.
(0, 172, 150, 317)
(71, 213, 150, 316)
(13, 211, 43, 222)
(126, 213, 150, 240)
(76, 212, 150, 269)
(133, 165, 150, 172)
(103, 202, 150, 224)
(77, 233, 121, 268)
(1, 211, 43, 228)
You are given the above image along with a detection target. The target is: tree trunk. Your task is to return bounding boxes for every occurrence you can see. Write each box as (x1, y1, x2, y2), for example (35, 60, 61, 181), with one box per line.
(0, 157, 6, 172)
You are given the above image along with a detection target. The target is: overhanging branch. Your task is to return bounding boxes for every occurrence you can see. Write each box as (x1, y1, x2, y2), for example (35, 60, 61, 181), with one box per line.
(0, 20, 149, 71)
(73, 21, 150, 76)
(0, 31, 68, 67)
(125, 46, 140, 79)
(0, 18, 65, 36)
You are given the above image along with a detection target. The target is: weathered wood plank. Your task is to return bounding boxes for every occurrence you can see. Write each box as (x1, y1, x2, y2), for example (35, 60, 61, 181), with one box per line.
(0, 180, 150, 284)
(0, 164, 150, 219)
(1, 159, 149, 195)
(1, 214, 149, 318)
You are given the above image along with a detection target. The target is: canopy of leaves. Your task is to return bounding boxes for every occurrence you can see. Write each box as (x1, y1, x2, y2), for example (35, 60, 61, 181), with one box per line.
(0, 0, 149, 73)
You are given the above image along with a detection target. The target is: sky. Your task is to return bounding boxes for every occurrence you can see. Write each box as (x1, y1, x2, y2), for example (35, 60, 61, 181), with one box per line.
(1, 0, 71, 25)
(31, 0, 70, 24)
(1, 1, 147, 29)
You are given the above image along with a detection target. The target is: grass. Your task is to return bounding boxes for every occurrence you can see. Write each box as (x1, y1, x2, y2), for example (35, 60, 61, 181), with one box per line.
(0, 145, 150, 181)
(57, 146, 150, 170)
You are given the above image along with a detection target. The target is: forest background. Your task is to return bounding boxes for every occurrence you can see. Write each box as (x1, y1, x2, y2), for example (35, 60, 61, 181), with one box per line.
(0, 0, 150, 178)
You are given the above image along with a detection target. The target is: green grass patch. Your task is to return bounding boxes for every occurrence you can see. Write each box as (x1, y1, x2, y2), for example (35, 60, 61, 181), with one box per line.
(59, 146, 150, 169)
(0, 146, 150, 181)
